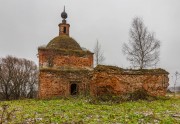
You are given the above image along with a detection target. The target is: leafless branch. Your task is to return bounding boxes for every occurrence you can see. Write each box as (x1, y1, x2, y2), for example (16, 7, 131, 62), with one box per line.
(123, 17, 160, 69)
(94, 40, 105, 66)
(0, 56, 38, 100)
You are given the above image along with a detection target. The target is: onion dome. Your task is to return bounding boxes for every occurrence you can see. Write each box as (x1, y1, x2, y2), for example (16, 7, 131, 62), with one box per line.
(61, 6, 67, 19)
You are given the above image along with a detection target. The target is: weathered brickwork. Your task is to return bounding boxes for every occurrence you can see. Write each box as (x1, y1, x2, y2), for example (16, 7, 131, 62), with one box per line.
(38, 65, 169, 98)
(39, 69, 92, 98)
(38, 48, 93, 69)
(38, 47, 94, 99)
(90, 65, 169, 97)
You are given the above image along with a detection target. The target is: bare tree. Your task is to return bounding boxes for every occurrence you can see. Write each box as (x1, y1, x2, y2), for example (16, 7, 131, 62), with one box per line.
(173, 71, 180, 97)
(0, 57, 14, 100)
(123, 17, 160, 69)
(94, 40, 105, 66)
(0, 56, 38, 100)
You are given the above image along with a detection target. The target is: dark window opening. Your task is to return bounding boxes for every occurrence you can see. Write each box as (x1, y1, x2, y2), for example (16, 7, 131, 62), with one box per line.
(70, 83, 78, 95)
(63, 27, 66, 33)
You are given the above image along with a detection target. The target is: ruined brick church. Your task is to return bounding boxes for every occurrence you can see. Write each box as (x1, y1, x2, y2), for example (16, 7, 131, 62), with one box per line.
(38, 8, 169, 98)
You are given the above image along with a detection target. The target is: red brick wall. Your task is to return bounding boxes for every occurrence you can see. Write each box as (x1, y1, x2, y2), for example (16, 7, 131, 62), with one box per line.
(90, 72, 169, 97)
(38, 70, 92, 98)
(38, 71, 68, 98)
(38, 49, 93, 69)
(52, 55, 93, 68)
(38, 48, 169, 98)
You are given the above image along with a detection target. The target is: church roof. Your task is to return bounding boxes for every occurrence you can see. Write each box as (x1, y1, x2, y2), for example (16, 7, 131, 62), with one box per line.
(46, 35, 82, 50)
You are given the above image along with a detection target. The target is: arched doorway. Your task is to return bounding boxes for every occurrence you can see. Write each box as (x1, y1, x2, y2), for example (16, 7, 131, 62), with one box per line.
(70, 83, 78, 95)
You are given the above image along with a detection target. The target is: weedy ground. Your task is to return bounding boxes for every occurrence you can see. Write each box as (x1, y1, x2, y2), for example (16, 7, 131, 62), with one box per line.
(0, 96, 180, 124)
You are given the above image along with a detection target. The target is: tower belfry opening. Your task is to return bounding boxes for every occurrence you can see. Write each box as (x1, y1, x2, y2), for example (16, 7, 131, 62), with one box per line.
(63, 27, 66, 33)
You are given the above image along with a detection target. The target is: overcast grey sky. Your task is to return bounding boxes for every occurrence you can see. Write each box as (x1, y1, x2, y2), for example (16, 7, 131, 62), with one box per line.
(0, 0, 180, 86)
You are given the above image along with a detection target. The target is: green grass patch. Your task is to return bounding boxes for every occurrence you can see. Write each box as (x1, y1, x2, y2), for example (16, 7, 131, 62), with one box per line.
(0, 97, 180, 123)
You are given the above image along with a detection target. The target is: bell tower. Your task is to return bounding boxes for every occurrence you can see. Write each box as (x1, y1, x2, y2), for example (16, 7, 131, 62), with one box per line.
(58, 6, 70, 36)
